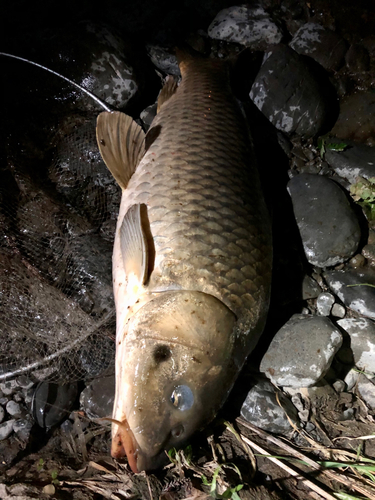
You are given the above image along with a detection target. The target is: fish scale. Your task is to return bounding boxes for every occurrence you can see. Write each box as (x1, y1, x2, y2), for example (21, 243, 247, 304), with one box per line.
(119, 58, 271, 338)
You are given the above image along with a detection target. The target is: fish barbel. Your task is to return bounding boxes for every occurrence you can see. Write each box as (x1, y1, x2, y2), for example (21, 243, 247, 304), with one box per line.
(96, 50, 272, 472)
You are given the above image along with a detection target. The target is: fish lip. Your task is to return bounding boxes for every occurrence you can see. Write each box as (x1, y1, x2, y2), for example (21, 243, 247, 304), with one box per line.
(111, 419, 140, 473)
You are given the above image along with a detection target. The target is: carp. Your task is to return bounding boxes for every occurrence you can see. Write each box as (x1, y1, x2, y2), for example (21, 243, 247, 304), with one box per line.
(96, 50, 272, 472)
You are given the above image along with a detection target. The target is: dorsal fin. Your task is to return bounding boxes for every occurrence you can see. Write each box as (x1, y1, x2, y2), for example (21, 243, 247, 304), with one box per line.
(157, 76, 178, 113)
(96, 111, 145, 190)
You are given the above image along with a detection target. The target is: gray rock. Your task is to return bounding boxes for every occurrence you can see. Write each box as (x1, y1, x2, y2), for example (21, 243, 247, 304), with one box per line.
(0, 405, 4, 424)
(337, 317, 375, 373)
(208, 4, 282, 49)
(325, 143, 375, 184)
(0, 419, 15, 441)
(5, 401, 22, 418)
(356, 374, 375, 409)
(345, 44, 370, 73)
(325, 268, 375, 320)
(331, 92, 375, 146)
(260, 314, 343, 387)
(240, 379, 298, 436)
(140, 103, 158, 132)
(290, 23, 347, 71)
(0, 380, 18, 396)
(80, 375, 115, 419)
(288, 174, 361, 267)
(13, 418, 33, 442)
(344, 368, 360, 391)
(302, 275, 322, 299)
(331, 303, 346, 318)
(333, 379, 346, 393)
(316, 292, 335, 316)
(250, 45, 334, 137)
(146, 45, 180, 76)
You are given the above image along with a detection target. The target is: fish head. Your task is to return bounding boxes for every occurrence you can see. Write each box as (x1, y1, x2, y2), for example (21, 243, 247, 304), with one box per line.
(112, 290, 237, 472)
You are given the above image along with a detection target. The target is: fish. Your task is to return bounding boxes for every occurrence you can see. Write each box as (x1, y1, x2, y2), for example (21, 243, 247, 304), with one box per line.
(96, 49, 272, 473)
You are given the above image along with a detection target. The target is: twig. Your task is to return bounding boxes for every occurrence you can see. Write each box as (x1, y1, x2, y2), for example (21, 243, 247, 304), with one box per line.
(237, 417, 375, 500)
(241, 434, 337, 500)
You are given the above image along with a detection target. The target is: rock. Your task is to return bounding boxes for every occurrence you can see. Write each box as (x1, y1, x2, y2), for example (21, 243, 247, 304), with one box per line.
(147, 45, 180, 76)
(0, 380, 18, 396)
(0, 419, 15, 441)
(316, 292, 335, 316)
(333, 379, 346, 393)
(13, 418, 33, 442)
(325, 268, 375, 320)
(331, 303, 346, 318)
(140, 103, 158, 131)
(250, 44, 335, 138)
(45, 22, 143, 111)
(356, 374, 375, 409)
(325, 143, 375, 184)
(0, 405, 4, 424)
(290, 23, 347, 72)
(345, 44, 371, 72)
(337, 317, 375, 373)
(5, 401, 22, 418)
(288, 174, 361, 267)
(260, 314, 343, 387)
(80, 375, 115, 419)
(349, 254, 366, 268)
(240, 379, 298, 436)
(331, 91, 375, 146)
(344, 368, 360, 391)
(208, 5, 283, 50)
(32, 382, 78, 429)
(302, 275, 322, 299)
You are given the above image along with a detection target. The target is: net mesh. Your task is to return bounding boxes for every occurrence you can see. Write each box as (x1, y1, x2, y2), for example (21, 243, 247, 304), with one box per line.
(0, 114, 120, 383)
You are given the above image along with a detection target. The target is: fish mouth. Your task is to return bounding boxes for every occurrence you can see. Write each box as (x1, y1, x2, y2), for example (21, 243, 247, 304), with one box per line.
(111, 418, 139, 473)
(111, 419, 169, 472)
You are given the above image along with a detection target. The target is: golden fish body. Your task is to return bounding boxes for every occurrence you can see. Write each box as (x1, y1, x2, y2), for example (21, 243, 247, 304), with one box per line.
(97, 53, 272, 472)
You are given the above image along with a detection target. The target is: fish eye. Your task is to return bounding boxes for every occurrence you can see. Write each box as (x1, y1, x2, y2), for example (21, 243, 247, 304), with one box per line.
(153, 344, 171, 363)
(170, 385, 194, 411)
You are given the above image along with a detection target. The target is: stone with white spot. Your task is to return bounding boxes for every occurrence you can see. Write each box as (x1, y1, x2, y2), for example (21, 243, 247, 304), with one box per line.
(344, 368, 360, 391)
(290, 23, 347, 71)
(0, 419, 15, 441)
(325, 143, 375, 184)
(13, 418, 33, 442)
(337, 317, 375, 374)
(325, 268, 375, 320)
(250, 44, 334, 137)
(260, 314, 343, 387)
(140, 103, 157, 131)
(45, 22, 142, 111)
(288, 174, 361, 267)
(208, 4, 283, 50)
(0, 379, 18, 396)
(316, 292, 335, 316)
(240, 379, 299, 436)
(147, 45, 180, 76)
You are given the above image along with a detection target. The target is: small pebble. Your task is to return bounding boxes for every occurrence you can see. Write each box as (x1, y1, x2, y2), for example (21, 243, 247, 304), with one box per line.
(333, 380, 346, 393)
(305, 422, 316, 432)
(6, 401, 22, 418)
(331, 303, 346, 318)
(0, 380, 18, 396)
(42, 484, 56, 495)
(0, 419, 15, 441)
(340, 408, 355, 421)
(349, 254, 366, 268)
(316, 292, 335, 316)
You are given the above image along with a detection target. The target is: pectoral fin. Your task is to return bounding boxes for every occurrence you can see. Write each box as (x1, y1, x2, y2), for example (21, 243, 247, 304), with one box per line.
(120, 204, 154, 285)
(96, 111, 145, 189)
